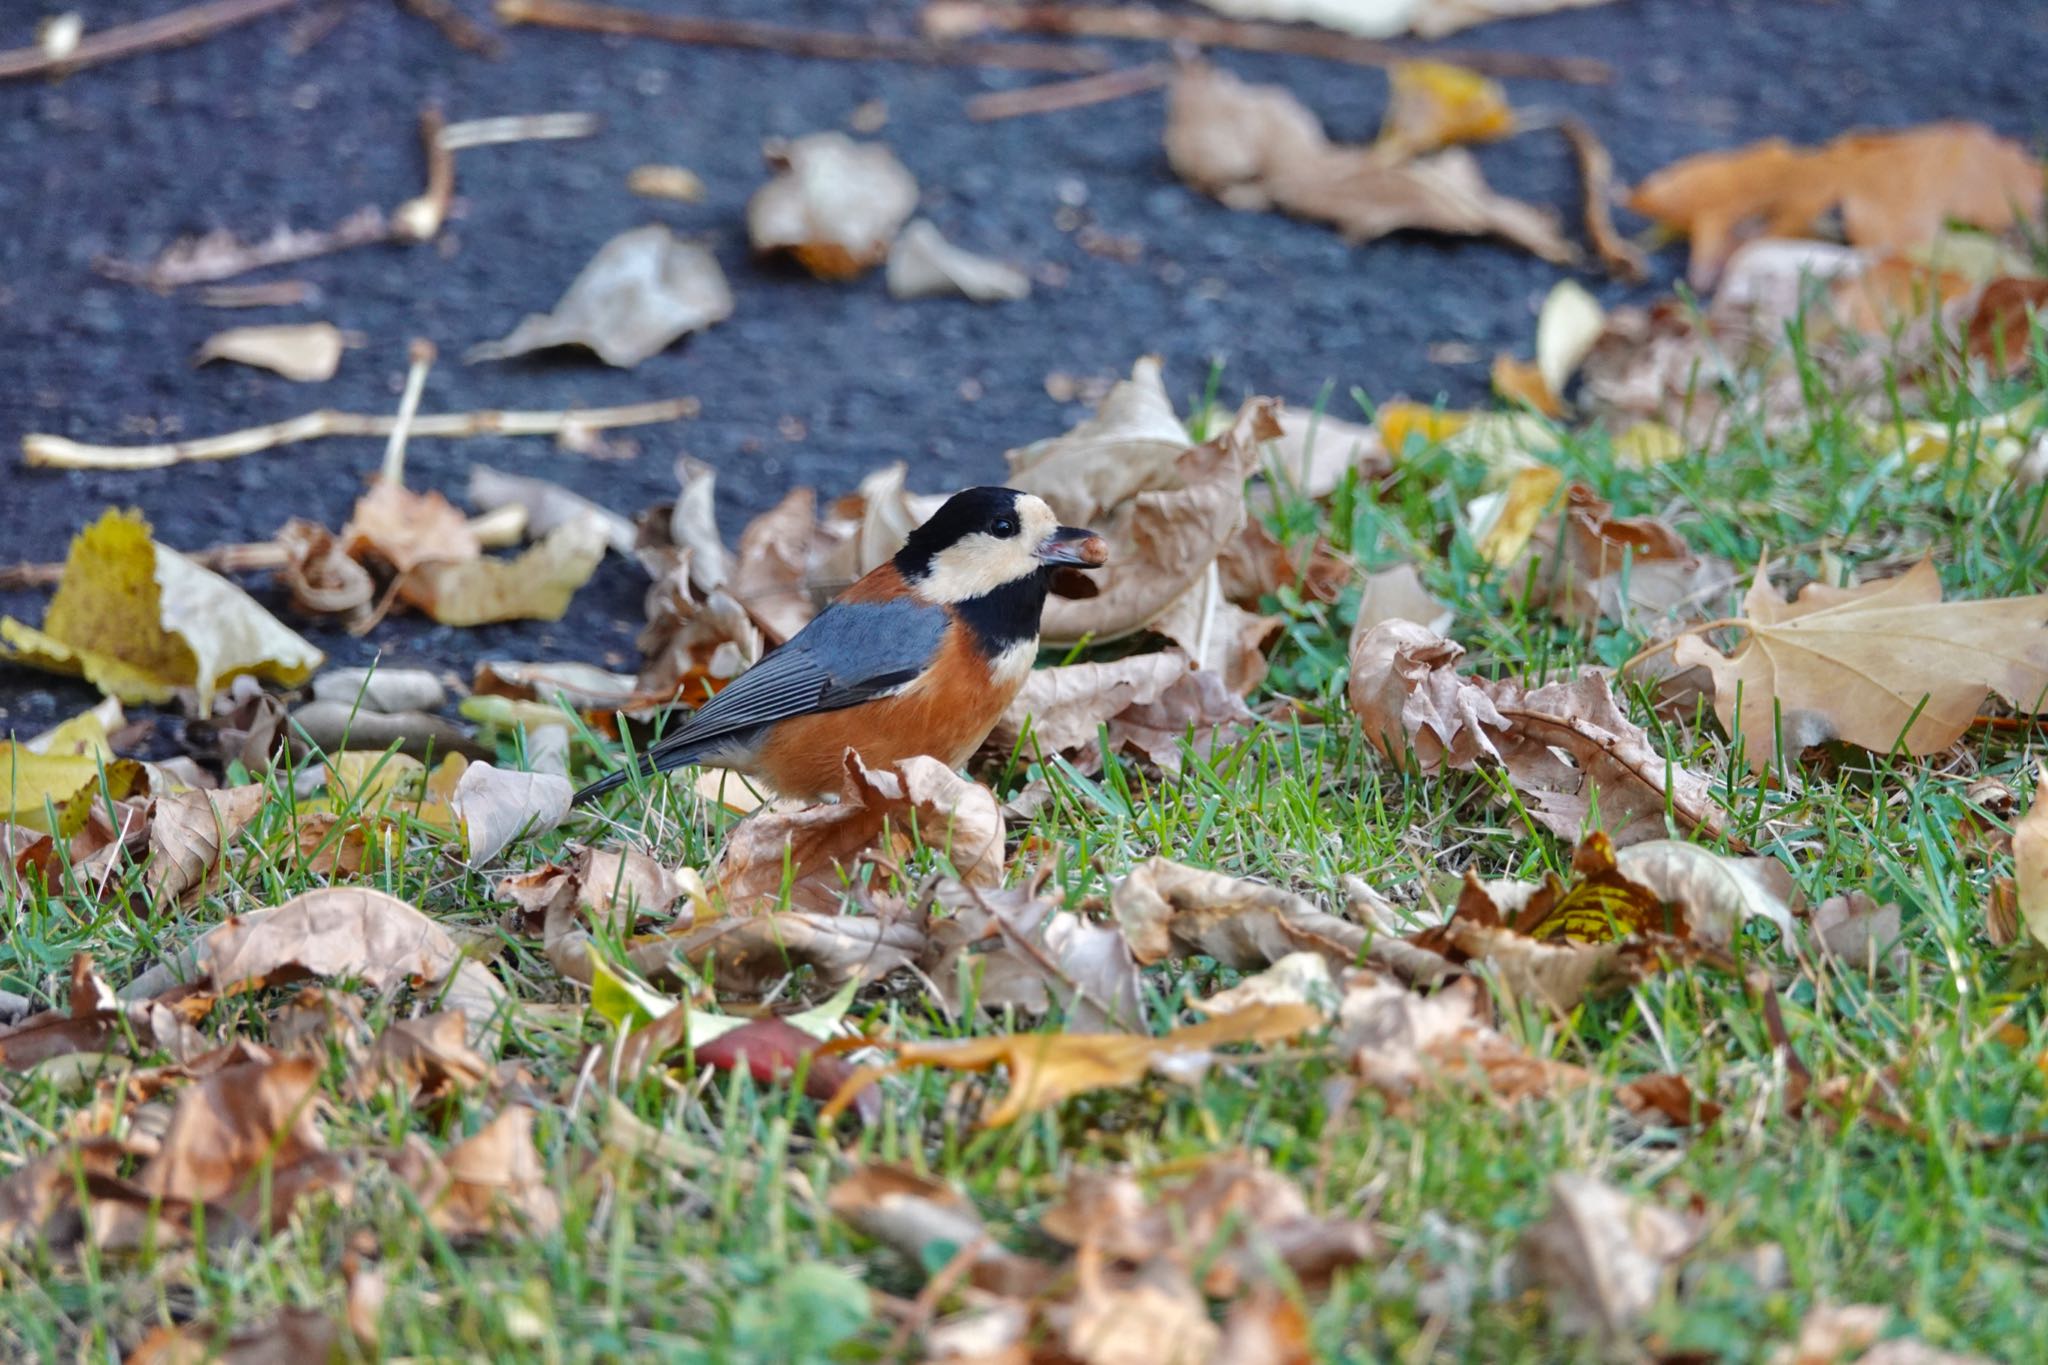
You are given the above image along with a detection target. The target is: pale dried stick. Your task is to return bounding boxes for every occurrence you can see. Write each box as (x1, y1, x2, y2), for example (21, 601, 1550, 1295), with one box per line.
(96, 206, 393, 290)
(397, 0, 506, 55)
(438, 111, 600, 149)
(966, 62, 1170, 121)
(380, 340, 437, 485)
(197, 280, 318, 308)
(495, 0, 1110, 73)
(0, 0, 295, 81)
(1560, 117, 1649, 282)
(393, 106, 456, 242)
(22, 397, 700, 472)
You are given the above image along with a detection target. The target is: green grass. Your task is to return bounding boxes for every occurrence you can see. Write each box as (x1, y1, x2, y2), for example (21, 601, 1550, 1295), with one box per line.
(3, 331, 2047, 1362)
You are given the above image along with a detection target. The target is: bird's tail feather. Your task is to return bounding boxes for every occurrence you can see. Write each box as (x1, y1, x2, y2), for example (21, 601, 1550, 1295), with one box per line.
(571, 738, 698, 806)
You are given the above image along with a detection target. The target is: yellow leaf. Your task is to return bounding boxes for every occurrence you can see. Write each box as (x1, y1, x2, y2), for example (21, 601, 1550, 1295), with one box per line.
(25, 699, 123, 760)
(0, 742, 143, 836)
(400, 517, 607, 626)
(0, 509, 321, 708)
(2014, 765, 2048, 953)
(1470, 464, 1566, 566)
(1491, 354, 1563, 417)
(1377, 402, 1471, 455)
(1377, 60, 1515, 158)
(1612, 422, 1685, 469)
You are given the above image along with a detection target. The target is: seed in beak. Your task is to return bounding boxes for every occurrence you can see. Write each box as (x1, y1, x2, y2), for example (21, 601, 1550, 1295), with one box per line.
(1037, 527, 1108, 567)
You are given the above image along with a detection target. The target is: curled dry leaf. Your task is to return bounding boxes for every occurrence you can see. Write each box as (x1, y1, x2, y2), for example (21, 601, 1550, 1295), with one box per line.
(287, 700, 489, 761)
(1811, 891, 1906, 977)
(126, 1308, 340, 1365)
(1670, 558, 2048, 773)
(1353, 562, 1453, 636)
(924, 880, 1144, 1032)
(401, 515, 609, 626)
(1006, 355, 1191, 525)
(710, 752, 1003, 912)
(989, 649, 1253, 775)
(142, 783, 269, 908)
(1512, 482, 1734, 627)
(1041, 398, 1272, 647)
(1628, 122, 2046, 288)
(747, 132, 919, 279)
(195, 321, 348, 382)
(469, 465, 636, 557)
(1166, 63, 1575, 264)
(468, 225, 733, 367)
(0, 509, 322, 710)
(1338, 974, 1587, 1104)
(0, 953, 208, 1070)
(1375, 60, 1514, 158)
(343, 479, 480, 578)
(448, 760, 572, 864)
(351, 1011, 490, 1102)
(885, 219, 1030, 302)
(809, 461, 949, 593)
(276, 518, 374, 619)
(389, 1105, 560, 1239)
(1349, 621, 1729, 845)
(1521, 1173, 1699, 1339)
(820, 1000, 1322, 1128)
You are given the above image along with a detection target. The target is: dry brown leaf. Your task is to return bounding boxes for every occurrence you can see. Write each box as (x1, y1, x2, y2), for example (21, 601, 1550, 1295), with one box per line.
(125, 1308, 340, 1365)
(1521, 1173, 1699, 1339)
(924, 881, 1144, 1032)
(0, 953, 208, 1070)
(390, 1105, 560, 1239)
(1967, 276, 2048, 376)
(351, 1011, 490, 1102)
(142, 783, 269, 908)
(728, 486, 821, 643)
(1352, 563, 1452, 637)
(1264, 407, 1388, 499)
(1041, 399, 1271, 647)
(886, 219, 1031, 302)
(343, 479, 479, 577)
(275, 518, 374, 619)
(1628, 122, 2046, 287)
(821, 1001, 1322, 1127)
(1149, 578, 1283, 694)
(1056, 1251, 1220, 1365)
(990, 649, 1253, 777)
(1006, 355, 1191, 525)
(1166, 64, 1575, 263)
(1338, 973, 1589, 1102)
(1767, 1303, 1995, 1365)
(467, 225, 733, 367)
(747, 132, 919, 279)
(1349, 621, 1729, 844)
(2012, 767, 2048, 953)
(1670, 558, 2048, 773)
(810, 462, 949, 593)
(710, 752, 1003, 912)
(621, 908, 923, 997)
(1194, 952, 1338, 1019)
(1513, 482, 1734, 627)
(195, 322, 348, 383)
(399, 515, 608, 627)
(828, 1163, 1046, 1294)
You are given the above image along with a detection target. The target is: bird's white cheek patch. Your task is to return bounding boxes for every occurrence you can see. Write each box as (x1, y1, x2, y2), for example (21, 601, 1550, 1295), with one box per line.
(990, 639, 1038, 691)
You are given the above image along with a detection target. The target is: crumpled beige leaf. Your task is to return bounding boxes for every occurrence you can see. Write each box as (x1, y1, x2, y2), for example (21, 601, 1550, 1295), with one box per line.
(1767, 1303, 1994, 1365)
(1811, 891, 1906, 976)
(194, 322, 348, 382)
(1521, 1173, 1699, 1339)
(0, 509, 322, 709)
(1192, 0, 1615, 39)
(401, 515, 609, 626)
(1041, 399, 1272, 647)
(1151, 569, 1285, 693)
(2014, 766, 2048, 953)
(710, 752, 1003, 912)
(142, 783, 269, 907)
(1672, 558, 2048, 773)
(1349, 621, 1728, 844)
(449, 760, 572, 864)
(1263, 407, 1388, 499)
(1353, 562, 1453, 636)
(924, 881, 1144, 1032)
(1338, 974, 1588, 1103)
(747, 132, 919, 279)
(809, 462, 950, 594)
(1511, 482, 1734, 627)
(989, 649, 1253, 775)
(468, 465, 636, 557)
(885, 219, 1030, 302)
(467, 224, 733, 367)
(351, 1011, 490, 1102)
(389, 1105, 560, 1239)
(1166, 63, 1575, 263)
(1007, 356, 1191, 525)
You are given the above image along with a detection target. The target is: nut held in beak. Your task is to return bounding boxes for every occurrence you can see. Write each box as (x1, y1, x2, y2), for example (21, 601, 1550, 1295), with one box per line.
(1038, 526, 1109, 568)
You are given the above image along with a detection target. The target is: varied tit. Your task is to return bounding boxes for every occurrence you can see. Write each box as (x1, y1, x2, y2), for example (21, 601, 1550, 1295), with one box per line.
(573, 486, 1108, 806)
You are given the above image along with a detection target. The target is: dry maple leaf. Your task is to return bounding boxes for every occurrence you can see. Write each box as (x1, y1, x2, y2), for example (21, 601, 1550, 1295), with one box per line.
(1669, 558, 2048, 773)
(467, 224, 733, 367)
(389, 1105, 560, 1239)
(924, 880, 1144, 1032)
(747, 132, 919, 278)
(141, 783, 269, 908)
(820, 1001, 1321, 1127)
(1628, 122, 2046, 287)
(1521, 1173, 1699, 1340)
(1166, 64, 1575, 263)
(1006, 355, 1192, 525)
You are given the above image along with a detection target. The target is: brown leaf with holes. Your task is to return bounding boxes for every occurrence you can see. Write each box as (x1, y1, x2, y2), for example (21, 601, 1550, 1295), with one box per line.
(389, 1105, 559, 1239)
(1166, 63, 1574, 264)
(1628, 122, 2045, 288)
(1672, 558, 2048, 774)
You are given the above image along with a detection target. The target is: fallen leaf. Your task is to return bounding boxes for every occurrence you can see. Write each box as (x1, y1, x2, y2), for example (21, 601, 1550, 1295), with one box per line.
(829, 1163, 1045, 1293)
(1190, 0, 1616, 40)
(1967, 277, 2048, 376)
(130, 1052, 345, 1231)
(1166, 63, 1575, 263)
(1264, 407, 1389, 499)
(1006, 355, 1191, 525)
(627, 163, 705, 202)
(468, 465, 637, 557)
(1671, 558, 2048, 773)
(1338, 973, 1590, 1101)
(400, 515, 609, 626)
(1375, 60, 1514, 159)
(989, 650, 1253, 777)
(1352, 563, 1453, 636)
(624, 907, 928, 998)
(1521, 1173, 1698, 1339)
(309, 666, 447, 715)
(1349, 621, 1729, 844)
(351, 1011, 490, 1102)
(1536, 277, 1606, 398)
(389, 1105, 559, 1238)
(0, 741, 144, 836)
(692, 1017, 875, 1115)
(1628, 122, 2046, 287)
(747, 132, 919, 279)
(1468, 463, 1565, 566)
(1512, 482, 1734, 627)
(820, 1001, 1321, 1127)
(341, 478, 480, 579)
(125, 1308, 340, 1365)
(1056, 1251, 1221, 1365)
(710, 752, 1003, 911)
(1194, 952, 1338, 1018)
(194, 322, 348, 382)
(448, 760, 572, 864)
(0, 509, 323, 709)
(142, 783, 269, 907)
(1041, 399, 1271, 647)
(1614, 1072, 1722, 1128)
(468, 224, 733, 367)
(0, 953, 208, 1070)
(2012, 767, 2048, 953)
(924, 880, 1145, 1032)
(886, 219, 1031, 302)
(1811, 891, 1906, 976)
(275, 518, 374, 619)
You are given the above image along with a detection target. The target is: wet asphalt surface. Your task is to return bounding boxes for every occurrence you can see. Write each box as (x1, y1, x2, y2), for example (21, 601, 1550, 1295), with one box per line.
(2, 0, 2046, 733)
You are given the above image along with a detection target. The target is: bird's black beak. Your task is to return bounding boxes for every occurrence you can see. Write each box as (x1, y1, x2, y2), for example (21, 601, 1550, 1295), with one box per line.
(1036, 525, 1109, 568)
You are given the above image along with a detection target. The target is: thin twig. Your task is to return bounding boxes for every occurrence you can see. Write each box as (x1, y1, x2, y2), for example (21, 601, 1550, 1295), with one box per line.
(380, 339, 437, 486)
(923, 1, 1612, 84)
(96, 205, 394, 290)
(966, 61, 1171, 121)
(0, 0, 296, 82)
(22, 397, 700, 471)
(393, 105, 456, 242)
(495, 0, 1110, 73)
(397, 0, 506, 56)
(1561, 117, 1649, 282)
(438, 111, 600, 150)
(196, 279, 318, 308)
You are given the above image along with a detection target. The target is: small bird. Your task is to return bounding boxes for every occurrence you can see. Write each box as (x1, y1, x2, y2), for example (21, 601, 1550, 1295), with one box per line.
(574, 486, 1107, 806)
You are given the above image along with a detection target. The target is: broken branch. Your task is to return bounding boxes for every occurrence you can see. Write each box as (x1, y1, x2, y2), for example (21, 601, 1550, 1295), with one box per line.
(494, 0, 1111, 73)
(438, 111, 601, 150)
(966, 62, 1172, 122)
(1561, 118, 1649, 282)
(380, 340, 438, 485)
(0, 0, 295, 82)
(23, 397, 700, 472)
(96, 206, 394, 290)
(923, 2, 1612, 83)
(398, 0, 507, 56)
(393, 105, 457, 243)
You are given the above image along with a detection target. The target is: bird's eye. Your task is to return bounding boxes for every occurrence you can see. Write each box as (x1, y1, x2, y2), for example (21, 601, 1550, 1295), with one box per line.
(990, 516, 1018, 538)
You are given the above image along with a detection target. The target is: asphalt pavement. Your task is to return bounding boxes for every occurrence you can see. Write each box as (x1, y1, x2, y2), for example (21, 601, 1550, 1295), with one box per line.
(3, 0, 2046, 731)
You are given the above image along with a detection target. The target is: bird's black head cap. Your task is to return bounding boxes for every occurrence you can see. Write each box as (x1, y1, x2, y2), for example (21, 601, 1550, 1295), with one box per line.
(893, 486, 1026, 580)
